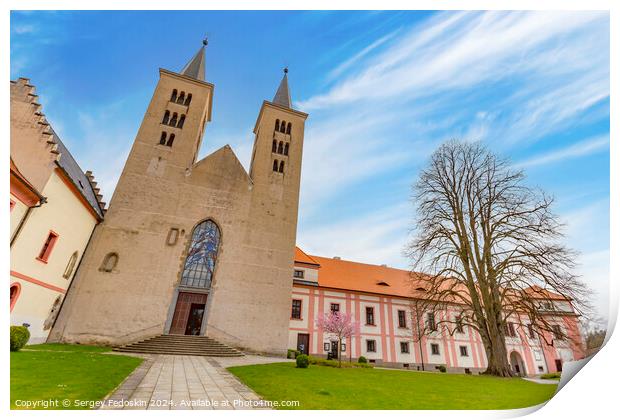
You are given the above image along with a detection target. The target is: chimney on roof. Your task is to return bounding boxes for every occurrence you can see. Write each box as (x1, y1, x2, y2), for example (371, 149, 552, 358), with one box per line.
(333, 256, 341, 260)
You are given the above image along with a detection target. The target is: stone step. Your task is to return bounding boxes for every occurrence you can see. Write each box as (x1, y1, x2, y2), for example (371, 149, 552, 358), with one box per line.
(112, 334, 243, 357)
(115, 348, 242, 357)
(119, 344, 240, 352)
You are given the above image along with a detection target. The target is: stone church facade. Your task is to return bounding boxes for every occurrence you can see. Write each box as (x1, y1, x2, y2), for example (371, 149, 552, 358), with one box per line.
(50, 43, 308, 355)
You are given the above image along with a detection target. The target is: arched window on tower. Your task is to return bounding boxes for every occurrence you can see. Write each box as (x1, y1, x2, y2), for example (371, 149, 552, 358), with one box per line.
(162, 110, 170, 125)
(100, 252, 119, 273)
(279, 161, 285, 173)
(273, 159, 279, 172)
(286, 123, 292, 134)
(171, 89, 178, 102)
(43, 295, 62, 331)
(280, 121, 286, 133)
(160, 132, 167, 145)
(178, 114, 186, 128)
(272, 140, 277, 153)
(185, 94, 192, 106)
(178, 91, 186, 104)
(167, 133, 175, 147)
(170, 113, 178, 127)
(63, 251, 79, 279)
(180, 220, 221, 289)
(284, 143, 289, 156)
(278, 141, 284, 154)
(275, 119, 280, 131)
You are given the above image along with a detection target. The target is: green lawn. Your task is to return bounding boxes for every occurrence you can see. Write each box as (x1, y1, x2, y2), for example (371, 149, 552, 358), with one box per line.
(228, 362, 558, 410)
(11, 344, 143, 410)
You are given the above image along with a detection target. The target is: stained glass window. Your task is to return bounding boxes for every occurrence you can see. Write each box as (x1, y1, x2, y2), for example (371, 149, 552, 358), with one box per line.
(180, 220, 221, 289)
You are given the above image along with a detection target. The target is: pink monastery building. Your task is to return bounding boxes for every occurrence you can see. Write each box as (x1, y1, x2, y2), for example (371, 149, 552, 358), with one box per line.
(288, 247, 585, 376)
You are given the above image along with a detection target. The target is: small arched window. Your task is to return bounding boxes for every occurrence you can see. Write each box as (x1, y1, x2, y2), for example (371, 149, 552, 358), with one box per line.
(167, 133, 175, 147)
(275, 119, 280, 131)
(284, 143, 289, 156)
(278, 141, 284, 154)
(170, 113, 178, 127)
(63, 251, 79, 279)
(43, 295, 62, 331)
(286, 123, 292, 134)
(10, 283, 21, 312)
(178, 91, 185, 104)
(162, 110, 170, 125)
(272, 140, 277, 153)
(280, 121, 286, 133)
(178, 114, 186, 128)
(171, 89, 178, 102)
(279, 161, 285, 173)
(180, 220, 221, 289)
(185, 94, 192, 106)
(160, 132, 167, 145)
(100, 252, 119, 273)
(273, 159, 279, 172)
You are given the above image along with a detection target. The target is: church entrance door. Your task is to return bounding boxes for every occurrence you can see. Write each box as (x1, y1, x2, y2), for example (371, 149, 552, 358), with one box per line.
(169, 292, 208, 335)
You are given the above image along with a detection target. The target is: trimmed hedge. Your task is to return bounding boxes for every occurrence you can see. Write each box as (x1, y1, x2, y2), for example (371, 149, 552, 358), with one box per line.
(296, 354, 309, 368)
(307, 355, 373, 369)
(540, 372, 561, 380)
(438, 364, 447, 373)
(10, 326, 30, 352)
(358, 356, 368, 364)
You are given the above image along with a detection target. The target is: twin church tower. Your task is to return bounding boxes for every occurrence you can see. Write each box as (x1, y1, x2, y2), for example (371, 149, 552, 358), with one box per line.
(50, 42, 308, 354)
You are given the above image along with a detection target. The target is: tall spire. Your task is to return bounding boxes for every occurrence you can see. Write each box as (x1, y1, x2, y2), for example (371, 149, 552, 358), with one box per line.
(272, 67, 292, 108)
(180, 38, 207, 81)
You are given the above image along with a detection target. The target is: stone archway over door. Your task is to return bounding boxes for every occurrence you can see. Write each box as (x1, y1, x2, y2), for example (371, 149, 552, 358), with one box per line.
(169, 292, 208, 335)
(510, 351, 527, 376)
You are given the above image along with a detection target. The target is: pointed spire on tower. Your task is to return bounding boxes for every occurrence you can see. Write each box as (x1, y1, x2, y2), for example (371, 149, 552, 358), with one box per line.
(180, 38, 208, 81)
(272, 67, 292, 109)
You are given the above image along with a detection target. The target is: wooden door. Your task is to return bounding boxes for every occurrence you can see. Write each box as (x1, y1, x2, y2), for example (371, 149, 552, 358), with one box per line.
(297, 333, 309, 355)
(169, 292, 208, 335)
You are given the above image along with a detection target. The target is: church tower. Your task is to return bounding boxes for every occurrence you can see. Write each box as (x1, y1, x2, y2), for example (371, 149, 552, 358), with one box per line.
(51, 42, 308, 356)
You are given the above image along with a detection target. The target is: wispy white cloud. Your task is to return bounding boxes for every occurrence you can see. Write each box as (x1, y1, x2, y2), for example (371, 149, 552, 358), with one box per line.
(298, 203, 411, 268)
(298, 11, 607, 111)
(514, 135, 609, 168)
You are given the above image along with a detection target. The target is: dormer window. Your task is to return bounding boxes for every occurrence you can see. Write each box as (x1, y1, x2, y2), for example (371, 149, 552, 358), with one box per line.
(376, 281, 389, 286)
(294, 269, 304, 279)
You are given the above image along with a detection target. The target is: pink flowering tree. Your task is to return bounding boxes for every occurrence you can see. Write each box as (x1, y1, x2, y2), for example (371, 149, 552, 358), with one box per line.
(316, 311, 360, 367)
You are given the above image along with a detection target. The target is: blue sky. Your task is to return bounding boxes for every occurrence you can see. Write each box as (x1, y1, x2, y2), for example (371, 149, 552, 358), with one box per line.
(10, 10, 610, 319)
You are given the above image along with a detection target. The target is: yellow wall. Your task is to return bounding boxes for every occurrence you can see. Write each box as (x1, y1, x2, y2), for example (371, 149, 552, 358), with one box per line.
(10, 194, 29, 239)
(10, 170, 97, 343)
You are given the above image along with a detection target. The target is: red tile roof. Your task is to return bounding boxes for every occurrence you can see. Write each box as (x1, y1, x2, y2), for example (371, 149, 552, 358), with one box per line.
(294, 247, 571, 303)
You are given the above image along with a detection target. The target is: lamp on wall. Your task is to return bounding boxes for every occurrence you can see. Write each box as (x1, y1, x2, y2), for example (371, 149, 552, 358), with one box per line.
(323, 343, 330, 352)
(341, 343, 346, 352)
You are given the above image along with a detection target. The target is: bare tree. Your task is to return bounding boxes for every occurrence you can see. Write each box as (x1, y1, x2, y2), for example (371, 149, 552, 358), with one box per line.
(407, 140, 591, 377)
(408, 298, 431, 371)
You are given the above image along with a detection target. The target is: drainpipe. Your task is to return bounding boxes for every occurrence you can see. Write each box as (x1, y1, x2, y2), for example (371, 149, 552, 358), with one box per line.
(10, 197, 47, 247)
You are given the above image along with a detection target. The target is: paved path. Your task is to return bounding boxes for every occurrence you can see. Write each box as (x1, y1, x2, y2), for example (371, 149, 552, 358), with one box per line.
(101, 354, 288, 410)
(523, 377, 560, 385)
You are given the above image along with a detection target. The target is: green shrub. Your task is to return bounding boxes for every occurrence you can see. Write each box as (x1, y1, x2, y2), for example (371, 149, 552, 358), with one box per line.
(287, 349, 297, 359)
(438, 364, 447, 373)
(296, 354, 309, 368)
(358, 356, 368, 364)
(540, 372, 561, 380)
(354, 362, 374, 368)
(306, 355, 373, 369)
(10, 325, 30, 352)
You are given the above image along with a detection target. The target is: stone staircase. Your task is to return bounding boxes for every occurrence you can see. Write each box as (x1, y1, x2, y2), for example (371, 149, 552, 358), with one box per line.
(113, 334, 244, 357)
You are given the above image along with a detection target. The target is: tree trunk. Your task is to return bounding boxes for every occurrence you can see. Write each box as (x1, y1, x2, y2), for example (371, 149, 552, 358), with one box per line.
(481, 327, 513, 377)
(338, 338, 342, 368)
(418, 339, 425, 371)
